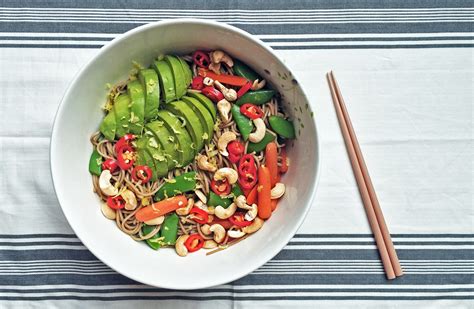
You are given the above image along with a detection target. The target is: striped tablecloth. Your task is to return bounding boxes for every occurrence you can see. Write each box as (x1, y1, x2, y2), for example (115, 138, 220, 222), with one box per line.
(0, 1, 472, 308)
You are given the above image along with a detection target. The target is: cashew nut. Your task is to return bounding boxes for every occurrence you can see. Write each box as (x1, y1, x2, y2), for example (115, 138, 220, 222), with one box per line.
(121, 190, 137, 210)
(248, 118, 266, 143)
(215, 202, 237, 219)
(217, 99, 231, 123)
(175, 235, 189, 257)
(214, 167, 238, 185)
(203, 77, 214, 86)
(100, 202, 116, 220)
(144, 216, 165, 226)
(217, 131, 237, 157)
(209, 224, 226, 243)
(235, 195, 251, 210)
(227, 227, 246, 239)
(201, 224, 211, 235)
(242, 217, 264, 234)
(214, 80, 237, 102)
(203, 240, 218, 249)
(210, 50, 234, 67)
(271, 182, 285, 199)
(176, 198, 194, 216)
(251, 79, 266, 91)
(195, 190, 207, 204)
(99, 170, 118, 196)
(197, 154, 217, 172)
(194, 200, 213, 214)
(208, 62, 221, 74)
(244, 204, 258, 221)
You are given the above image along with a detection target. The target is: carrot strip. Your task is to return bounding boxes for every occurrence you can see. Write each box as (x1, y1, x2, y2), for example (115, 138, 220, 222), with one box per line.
(257, 165, 272, 219)
(135, 195, 187, 222)
(265, 142, 279, 187)
(271, 199, 278, 211)
(246, 185, 258, 205)
(198, 68, 249, 87)
(279, 147, 289, 174)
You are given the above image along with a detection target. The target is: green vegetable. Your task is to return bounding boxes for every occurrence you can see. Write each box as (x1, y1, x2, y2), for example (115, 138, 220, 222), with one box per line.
(247, 132, 276, 153)
(178, 57, 193, 87)
(113, 94, 131, 138)
(88, 149, 102, 176)
(154, 171, 197, 201)
(232, 185, 244, 197)
(233, 59, 260, 82)
(181, 96, 214, 142)
(161, 213, 179, 245)
(231, 104, 254, 141)
(153, 60, 176, 103)
(138, 69, 160, 121)
(127, 80, 145, 134)
(186, 91, 217, 121)
(269, 115, 296, 139)
(164, 55, 187, 99)
(142, 225, 163, 250)
(207, 186, 243, 209)
(166, 101, 204, 151)
(99, 110, 116, 141)
(236, 90, 275, 106)
(145, 121, 178, 169)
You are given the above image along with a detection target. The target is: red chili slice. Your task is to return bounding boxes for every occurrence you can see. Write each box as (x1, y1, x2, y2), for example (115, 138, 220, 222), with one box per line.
(184, 234, 205, 253)
(117, 145, 135, 170)
(240, 103, 264, 120)
(192, 50, 210, 68)
(237, 81, 252, 98)
(238, 171, 257, 190)
(229, 213, 252, 227)
(238, 154, 256, 175)
(227, 140, 244, 164)
(201, 86, 224, 103)
(131, 165, 152, 184)
(210, 178, 231, 196)
(114, 133, 135, 154)
(191, 76, 204, 90)
(189, 207, 209, 224)
(210, 218, 234, 230)
(107, 195, 125, 210)
(102, 159, 119, 174)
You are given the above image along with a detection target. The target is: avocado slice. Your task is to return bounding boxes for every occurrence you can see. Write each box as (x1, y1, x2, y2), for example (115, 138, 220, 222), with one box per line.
(145, 121, 179, 169)
(138, 69, 160, 121)
(165, 101, 204, 152)
(164, 55, 187, 99)
(99, 110, 116, 141)
(156, 110, 194, 166)
(136, 136, 168, 178)
(178, 57, 192, 87)
(127, 80, 145, 135)
(153, 60, 176, 103)
(186, 91, 217, 121)
(135, 141, 158, 181)
(181, 96, 214, 142)
(113, 94, 131, 138)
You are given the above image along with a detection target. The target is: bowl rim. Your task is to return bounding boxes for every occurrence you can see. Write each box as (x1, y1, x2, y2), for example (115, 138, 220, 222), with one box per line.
(50, 18, 321, 290)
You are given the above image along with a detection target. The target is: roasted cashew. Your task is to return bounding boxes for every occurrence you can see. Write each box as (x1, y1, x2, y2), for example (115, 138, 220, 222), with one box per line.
(248, 118, 266, 143)
(201, 224, 211, 235)
(209, 224, 226, 243)
(214, 167, 238, 184)
(195, 190, 207, 204)
(214, 80, 237, 102)
(242, 217, 264, 234)
(245, 204, 258, 221)
(227, 227, 246, 239)
(99, 170, 118, 196)
(217, 99, 231, 123)
(100, 202, 116, 220)
(175, 235, 190, 257)
(203, 77, 214, 86)
(208, 62, 221, 74)
(271, 183, 285, 199)
(251, 79, 266, 91)
(235, 195, 258, 221)
(215, 202, 237, 219)
(203, 240, 218, 249)
(144, 216, 165, 226)
(197, 154, 217, 172)
(210, 50, 234, 67)
(121, 190, 137, 210)
(235, 195, 251, 210)
(176, 198, 194, 216)
(218, 131, 237, 157)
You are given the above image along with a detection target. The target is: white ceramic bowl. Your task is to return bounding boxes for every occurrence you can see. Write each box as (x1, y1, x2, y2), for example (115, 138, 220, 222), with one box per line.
(51, 19, 320, 290)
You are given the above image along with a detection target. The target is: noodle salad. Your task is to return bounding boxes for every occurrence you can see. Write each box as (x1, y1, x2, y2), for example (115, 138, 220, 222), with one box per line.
(89, 50, 295, 256)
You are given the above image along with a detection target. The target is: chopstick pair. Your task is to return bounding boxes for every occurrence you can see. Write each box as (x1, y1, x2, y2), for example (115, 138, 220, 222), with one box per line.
(327, 71, 403, 280)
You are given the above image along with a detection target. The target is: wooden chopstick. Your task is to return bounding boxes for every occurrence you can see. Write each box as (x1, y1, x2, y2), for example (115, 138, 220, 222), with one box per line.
(327, 71, 402, 280)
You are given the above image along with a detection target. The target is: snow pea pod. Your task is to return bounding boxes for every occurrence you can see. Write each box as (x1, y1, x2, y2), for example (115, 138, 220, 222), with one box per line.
(269, 116, 296, 139)
(88, 149, 102, 176)
(161, 213, 179, 245)
(231, 105, 253, 141)
(154, 171, 197, 201)
(233, 59, 260, 82)
(207, 186, 243, 209)
(142, 225, 163, 250)
(235, 90, 275, 106)
(247, 132, 276, 153)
